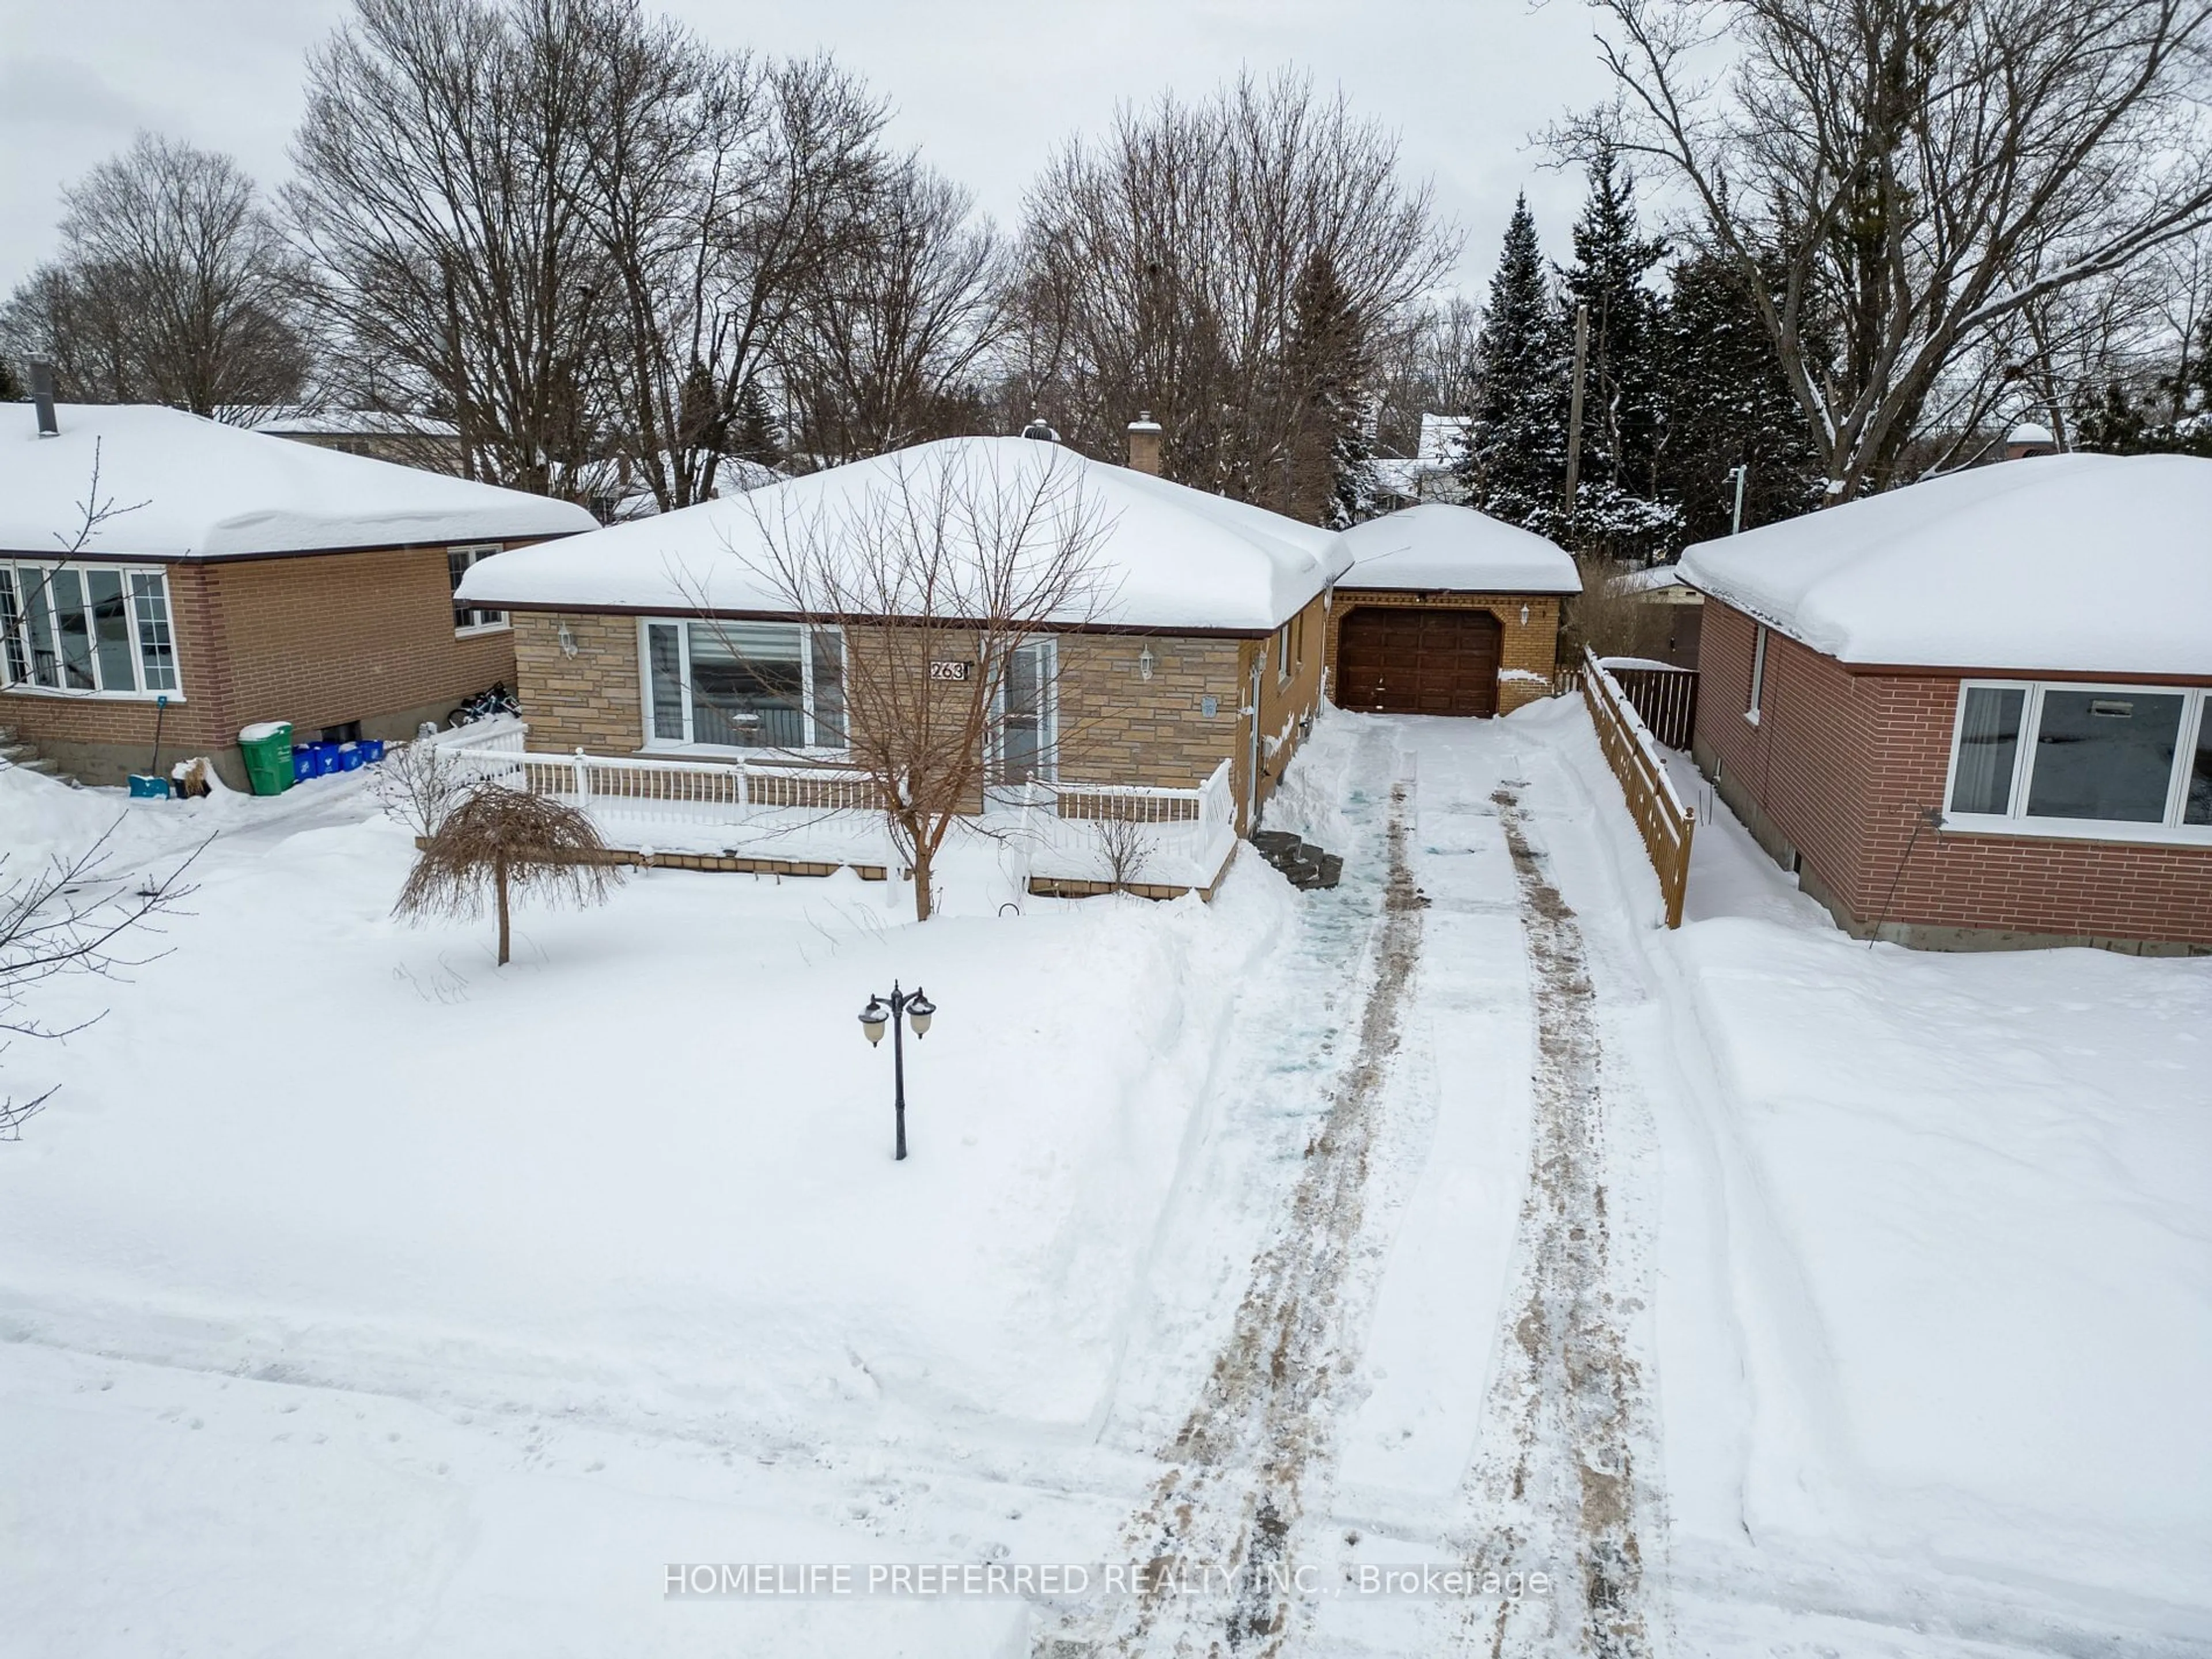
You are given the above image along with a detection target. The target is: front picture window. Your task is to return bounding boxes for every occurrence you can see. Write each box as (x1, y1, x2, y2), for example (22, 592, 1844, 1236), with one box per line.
(1, 562, 182, 698)
(640, 620, 844, 751)
(1946, 680, 2209, 838)
(2023, 690, 2183, 824)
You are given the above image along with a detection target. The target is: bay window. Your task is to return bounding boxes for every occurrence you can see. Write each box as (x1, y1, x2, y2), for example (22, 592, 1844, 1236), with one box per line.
(641, 619, 844, 751)
(1945, 680, 2212, 840)
(0, 563, 180, 698)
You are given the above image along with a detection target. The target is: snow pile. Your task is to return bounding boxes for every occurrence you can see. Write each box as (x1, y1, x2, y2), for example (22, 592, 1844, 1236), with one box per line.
(0, 404, 597, 558)
(459, 437, 1351, 632)
(1679, 453, 2212, 673)
(1336, 503, 1580, 593)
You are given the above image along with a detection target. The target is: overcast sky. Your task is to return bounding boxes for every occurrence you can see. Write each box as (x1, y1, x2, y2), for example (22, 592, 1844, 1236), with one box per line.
(0, 0, 1620, 301)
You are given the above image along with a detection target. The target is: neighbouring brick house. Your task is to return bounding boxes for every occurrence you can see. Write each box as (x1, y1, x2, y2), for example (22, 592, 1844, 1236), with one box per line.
(1327, 503, 1579, 717)
(1682, 454, 2212, 953)
(457, 430, 1349, 892)
(0, 403, 596, 786)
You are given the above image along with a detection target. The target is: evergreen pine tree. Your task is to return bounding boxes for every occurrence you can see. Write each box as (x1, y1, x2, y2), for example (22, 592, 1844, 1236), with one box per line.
(1283, 249, 1376, 528)
(1557, 146, 1679, 563)
(1656, 249, 1825, 542)
(728, 377, 781, 469)
(0, 357, 20, 402)
(1462, 195, 1570, 534)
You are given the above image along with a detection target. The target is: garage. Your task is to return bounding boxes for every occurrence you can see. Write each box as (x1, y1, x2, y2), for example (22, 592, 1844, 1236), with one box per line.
(1336, 605, 1502, 715)
(1327, 504, 1580, 720)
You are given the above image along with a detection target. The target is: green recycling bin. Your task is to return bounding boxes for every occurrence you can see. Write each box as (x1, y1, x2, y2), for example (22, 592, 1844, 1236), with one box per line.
(238, 721, 295, 796)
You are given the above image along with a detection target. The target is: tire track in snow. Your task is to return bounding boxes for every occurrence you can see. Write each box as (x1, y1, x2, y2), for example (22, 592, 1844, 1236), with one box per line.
(1446, 784, 1653, 1659)
(1055, 779, 1426, 1658)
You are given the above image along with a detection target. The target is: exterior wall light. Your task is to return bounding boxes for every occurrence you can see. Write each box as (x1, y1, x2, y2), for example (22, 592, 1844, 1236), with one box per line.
(1520, 605, 1531, 626)
(1138, 645, 1156, 681)
(558, 623, 578, 658)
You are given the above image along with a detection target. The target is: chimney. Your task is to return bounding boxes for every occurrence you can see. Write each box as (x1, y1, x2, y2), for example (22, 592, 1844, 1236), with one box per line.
(29, 359, 58, 438)
(1127, 410, 1162, 476)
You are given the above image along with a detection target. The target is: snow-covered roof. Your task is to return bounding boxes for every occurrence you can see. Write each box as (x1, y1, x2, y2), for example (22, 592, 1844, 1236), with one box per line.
(1416, 413, 1471, 465)
(2006, 421, 2055, 446)
(459, 436, 1352, 632)
(1677, 454, 2212, 673)
(251, 407, 461, 441)
(1336, 503, 1580, 594)
(2, 404, 597, 559)
(1614, 563, 1688, 594)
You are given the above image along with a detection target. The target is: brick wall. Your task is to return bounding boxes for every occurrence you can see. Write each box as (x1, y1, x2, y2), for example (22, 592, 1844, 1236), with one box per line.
(3, 544, 524, 783)
(510, 595, 1334, 833)
(1694, 599, 2212, 949)
(1323, 590, 1563, 713)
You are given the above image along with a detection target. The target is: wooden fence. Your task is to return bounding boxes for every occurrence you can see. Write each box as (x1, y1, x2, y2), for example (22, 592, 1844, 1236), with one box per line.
(1601, 661, 1700, 749)
(1580, 648, 1696, 927)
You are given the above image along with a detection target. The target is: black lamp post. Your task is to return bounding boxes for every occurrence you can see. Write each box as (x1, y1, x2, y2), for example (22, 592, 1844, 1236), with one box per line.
(858, 982, 937, 1161)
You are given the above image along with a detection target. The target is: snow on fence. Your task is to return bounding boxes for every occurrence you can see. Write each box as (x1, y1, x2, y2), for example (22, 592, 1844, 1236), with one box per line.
(1580, 647, 1696, 927)
(1597, 657, 1700, 749)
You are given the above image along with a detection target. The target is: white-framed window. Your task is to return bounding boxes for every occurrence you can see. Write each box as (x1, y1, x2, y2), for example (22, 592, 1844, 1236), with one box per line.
(448, 544, 507, 634)
(1943, 679, 2212, 844)
(0, 562, 181, 699)
(990, 636, 1058, 785)
(1275, 611, 1305, 685)
(640, 618, 845, 752)
(1746, 624, 1768, 723)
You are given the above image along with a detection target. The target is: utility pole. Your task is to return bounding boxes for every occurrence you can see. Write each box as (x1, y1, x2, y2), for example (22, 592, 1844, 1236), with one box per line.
(1728, 463, 1749, 535)
(1561, 300, 1590, 522)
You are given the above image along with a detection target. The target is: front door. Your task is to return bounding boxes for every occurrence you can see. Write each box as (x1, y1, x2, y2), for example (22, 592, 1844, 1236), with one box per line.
(1336, 605, 1502, 717)
(990, 637, 1058, 785)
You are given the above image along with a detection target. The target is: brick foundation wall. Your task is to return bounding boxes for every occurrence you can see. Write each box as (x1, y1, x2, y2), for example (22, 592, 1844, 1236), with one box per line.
(1694, 600, 2212, 949)
(1323, 590, 1563, 713)
(2, 545, 525, 784)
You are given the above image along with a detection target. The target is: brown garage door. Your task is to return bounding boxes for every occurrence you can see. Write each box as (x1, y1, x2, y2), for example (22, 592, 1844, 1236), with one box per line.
(1336, 605, 1502, 717)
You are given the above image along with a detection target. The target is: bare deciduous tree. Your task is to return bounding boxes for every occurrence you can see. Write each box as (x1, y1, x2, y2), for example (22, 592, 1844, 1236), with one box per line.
(0, 135, 310, 418)
(291, 0, 618, 497)
(1010, 71, 1456, 512)
(1575, 0, 2212, 499)
(1, 825, 202, 1139)
(373, 736, 471, 839)
(783, 160, 1007, 466)
(395, 781, 620, 965)
(740, 442, 1114, 922)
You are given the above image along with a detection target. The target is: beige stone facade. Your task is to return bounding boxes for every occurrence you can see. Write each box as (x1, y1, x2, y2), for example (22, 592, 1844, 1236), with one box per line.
(1323, 589, 1564, 715)
(507, 591, 1336, 835)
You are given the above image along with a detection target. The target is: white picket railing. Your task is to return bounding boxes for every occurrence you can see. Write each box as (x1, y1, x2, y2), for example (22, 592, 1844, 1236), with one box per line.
(441, 740, 877, 828)
(424, 727, 1236, 888)
(1020, 759, 1237, 886)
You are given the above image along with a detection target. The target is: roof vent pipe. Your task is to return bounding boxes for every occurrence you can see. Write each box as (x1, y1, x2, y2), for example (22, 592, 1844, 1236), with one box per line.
(29, 359, 58, 438)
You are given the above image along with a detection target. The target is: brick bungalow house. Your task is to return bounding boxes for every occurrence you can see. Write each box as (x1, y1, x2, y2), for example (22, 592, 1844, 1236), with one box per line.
(455, 430, 1350, 892)
(0, 403, 597, 786)
(1681, 454, 2212, 952)
(1327, 503, 1579, 717)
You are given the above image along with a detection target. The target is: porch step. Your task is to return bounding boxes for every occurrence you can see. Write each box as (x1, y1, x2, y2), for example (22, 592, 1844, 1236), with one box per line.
(1249, 830, 1342, 891)
(0, 735, 69, 782)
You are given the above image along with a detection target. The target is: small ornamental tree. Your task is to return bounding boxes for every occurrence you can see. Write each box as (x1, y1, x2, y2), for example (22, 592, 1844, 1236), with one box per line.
(394, 782, 621, 965)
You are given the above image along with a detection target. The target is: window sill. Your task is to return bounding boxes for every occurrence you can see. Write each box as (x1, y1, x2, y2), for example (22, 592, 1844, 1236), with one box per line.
(3, 684, 184, 703)
(639, 741, 853, 763)
(454, 623, 512, 638)
(1940, 812, 2212, 849)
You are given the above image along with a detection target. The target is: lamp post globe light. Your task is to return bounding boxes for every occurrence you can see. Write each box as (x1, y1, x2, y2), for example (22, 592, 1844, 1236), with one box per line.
(858, 981, 937, 1161)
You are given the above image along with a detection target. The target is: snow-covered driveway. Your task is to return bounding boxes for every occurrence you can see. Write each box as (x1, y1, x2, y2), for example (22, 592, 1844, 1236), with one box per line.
(2, 702, 2206, 1658)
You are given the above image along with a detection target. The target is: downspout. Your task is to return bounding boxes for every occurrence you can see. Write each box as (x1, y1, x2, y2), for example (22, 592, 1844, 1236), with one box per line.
(1244, 652, 1264, 833)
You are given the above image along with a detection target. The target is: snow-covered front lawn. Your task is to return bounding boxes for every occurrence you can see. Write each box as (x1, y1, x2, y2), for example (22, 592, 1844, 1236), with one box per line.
(0, 764, 1291, 1442)
(2, 707, 2206, 1657)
